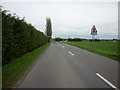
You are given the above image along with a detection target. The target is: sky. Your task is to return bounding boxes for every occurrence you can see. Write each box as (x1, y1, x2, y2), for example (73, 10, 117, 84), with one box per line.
(1, 0, 119, 39)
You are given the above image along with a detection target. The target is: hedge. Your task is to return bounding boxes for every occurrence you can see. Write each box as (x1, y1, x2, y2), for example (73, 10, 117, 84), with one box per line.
(2, 10, 48, 65)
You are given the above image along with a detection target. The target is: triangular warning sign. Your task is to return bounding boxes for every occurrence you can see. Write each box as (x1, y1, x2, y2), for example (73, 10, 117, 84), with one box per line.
(91, 25, 97, 35)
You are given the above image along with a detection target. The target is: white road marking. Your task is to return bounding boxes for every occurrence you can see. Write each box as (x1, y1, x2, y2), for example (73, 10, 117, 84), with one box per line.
(62, 46, 64, 48)
(96, 73, 117, 89)
(68, 51, 74, 56)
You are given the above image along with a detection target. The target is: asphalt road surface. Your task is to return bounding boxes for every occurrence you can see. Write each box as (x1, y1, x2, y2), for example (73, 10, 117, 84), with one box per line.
(17, 42, 119, 88)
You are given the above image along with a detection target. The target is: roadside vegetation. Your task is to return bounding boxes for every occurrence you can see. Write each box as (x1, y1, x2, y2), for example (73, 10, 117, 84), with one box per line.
(45, 18, 52, 42)
(64, 41, 119, 61)
(3, 42, 50, 88)
(2, 10, 48, 65)
(2, 9, 52, 88)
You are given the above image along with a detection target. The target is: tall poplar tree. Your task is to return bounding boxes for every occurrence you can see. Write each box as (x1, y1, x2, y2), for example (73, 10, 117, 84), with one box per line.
(46, 18, 52, 41)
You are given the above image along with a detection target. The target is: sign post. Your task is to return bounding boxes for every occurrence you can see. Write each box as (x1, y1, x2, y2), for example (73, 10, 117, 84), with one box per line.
(91, 25, 97, 42)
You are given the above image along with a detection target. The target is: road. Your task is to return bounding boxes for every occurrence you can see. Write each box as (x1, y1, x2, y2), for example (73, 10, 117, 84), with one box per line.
(17, 42, 119, 88)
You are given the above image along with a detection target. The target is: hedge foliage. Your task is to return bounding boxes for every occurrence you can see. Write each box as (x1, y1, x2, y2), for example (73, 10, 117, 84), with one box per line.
(2, 10, 48, 65)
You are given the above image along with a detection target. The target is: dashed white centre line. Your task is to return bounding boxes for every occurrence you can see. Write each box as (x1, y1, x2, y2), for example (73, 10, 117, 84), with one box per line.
(68, 51, 74, 56)
(96, 73, 117, 89)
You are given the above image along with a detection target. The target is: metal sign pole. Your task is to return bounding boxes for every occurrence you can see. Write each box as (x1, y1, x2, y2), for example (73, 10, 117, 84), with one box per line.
(91, 25, 97, 50)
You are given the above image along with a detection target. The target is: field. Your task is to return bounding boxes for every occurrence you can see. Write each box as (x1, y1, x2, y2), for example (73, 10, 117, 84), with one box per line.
(64, 41, 119, 61)
(3, 42, 50, 88)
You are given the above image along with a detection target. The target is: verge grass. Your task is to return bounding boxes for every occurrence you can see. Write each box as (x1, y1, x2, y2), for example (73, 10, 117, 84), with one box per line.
(64, 41, 119, 61)
(3, 42, 50, 88)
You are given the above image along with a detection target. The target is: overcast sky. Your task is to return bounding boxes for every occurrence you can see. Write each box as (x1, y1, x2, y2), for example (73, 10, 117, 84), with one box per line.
(1, 0, 119, 39)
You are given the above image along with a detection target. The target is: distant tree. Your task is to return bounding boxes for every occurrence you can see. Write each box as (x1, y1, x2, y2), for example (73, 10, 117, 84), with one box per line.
(55, 38, 63, 41)
(89, 39, 100, 42)
(68, 38, 82, 41)
(46, 18, 52, 42)
(68, 38, 73, 41)
(73, 38, 82, 41)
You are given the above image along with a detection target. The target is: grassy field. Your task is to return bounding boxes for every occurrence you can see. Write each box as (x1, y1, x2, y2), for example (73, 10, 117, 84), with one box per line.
(64, 41, 119, 61)
(3, 42, 50, 88)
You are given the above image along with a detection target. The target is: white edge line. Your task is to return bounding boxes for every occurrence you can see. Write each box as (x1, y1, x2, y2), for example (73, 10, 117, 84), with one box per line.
(96, 73, 117, 89)
(68, 51, 74, 56)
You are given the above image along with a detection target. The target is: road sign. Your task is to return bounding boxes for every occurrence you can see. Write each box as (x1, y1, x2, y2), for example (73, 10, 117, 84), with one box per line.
(91, 25, 97, 35)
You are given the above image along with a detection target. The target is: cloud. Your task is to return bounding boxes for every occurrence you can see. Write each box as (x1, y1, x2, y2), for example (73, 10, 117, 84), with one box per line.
(1, 1, 118, 39)
(1, 0, 119, 2)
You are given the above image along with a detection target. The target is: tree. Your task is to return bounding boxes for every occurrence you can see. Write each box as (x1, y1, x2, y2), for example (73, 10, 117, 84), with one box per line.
(2, 10, 48, 65)
(68, 38, 82, 41)
(55, 38, 63, 41)
(46, 18, 52, 42)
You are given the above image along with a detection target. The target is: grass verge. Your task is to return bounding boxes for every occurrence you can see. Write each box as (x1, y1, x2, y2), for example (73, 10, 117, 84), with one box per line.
(63, 41, 119, 62)
(3, 42, 50, 88)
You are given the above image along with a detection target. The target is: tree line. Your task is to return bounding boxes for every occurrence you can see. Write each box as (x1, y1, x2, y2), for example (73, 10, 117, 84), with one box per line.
(54, 38, 83, 41)
(54, 37, 119, 42)
(2, 10, 49, 65)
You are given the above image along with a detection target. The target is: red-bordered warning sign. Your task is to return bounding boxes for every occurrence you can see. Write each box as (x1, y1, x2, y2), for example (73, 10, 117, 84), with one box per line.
(91, 25, 97, 35)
